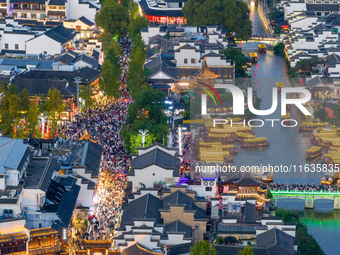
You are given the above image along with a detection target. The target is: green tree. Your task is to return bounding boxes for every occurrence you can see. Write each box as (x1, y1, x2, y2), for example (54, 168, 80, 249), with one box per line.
(215, 237, 224, 244)
(267, 189, 273, 199)
(20, 88, 30, 112)
(47, 89, 65, 136)
(189, 240, 217, 255)
(95, 0, 129, 37)
(0, 82, 19, 135)
(100, 40, 122, 98)
(276, 209, 325, 255)
(289, 57, 323, 77)
(122, 89, 168, 153)
(239, 245, 254, 255)
(221, 46, 247, 77)
(27, 98, 40, 136)
(79, 85, 94, 109)
(129, 133, 156, 153)
(183, 0, 252, 40)
(129, 15, 149, 41)
(314, 107, 328, 121)
(39, 93, 47, 113)
(129, 1, 139, 20)
(274, 42, 285, 57)
(128, 34, 149, 98)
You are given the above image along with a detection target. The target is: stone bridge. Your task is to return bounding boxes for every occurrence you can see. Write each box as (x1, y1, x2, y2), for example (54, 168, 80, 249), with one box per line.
(270, 190, 340, 209)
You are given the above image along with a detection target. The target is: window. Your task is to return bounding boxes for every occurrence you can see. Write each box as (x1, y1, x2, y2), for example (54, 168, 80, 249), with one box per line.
(1, 3, 6, 7)
(191, 58, 196, 64)
(31, 13, 36, 19)
(5, 43, 8, 49)
(184, 58, 188, 64)
(22, 4, 28, 9)
(21, 13, 27, 18)
(316, 11, 322, 16)
(15, 44, 18, 50)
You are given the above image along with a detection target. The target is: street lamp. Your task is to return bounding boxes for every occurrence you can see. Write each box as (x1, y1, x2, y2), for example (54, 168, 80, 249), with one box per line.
(138, 129, 149, 147)
(74, 77, 82, 111)
(39, 114, 47, 139)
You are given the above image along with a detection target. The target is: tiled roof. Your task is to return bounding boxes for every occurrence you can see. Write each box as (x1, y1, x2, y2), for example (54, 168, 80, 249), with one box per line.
(0, 138, 29, 173)
(44, 25, 74, 44)
(129, 148, 180, 176)
(121, 193, 163, 227)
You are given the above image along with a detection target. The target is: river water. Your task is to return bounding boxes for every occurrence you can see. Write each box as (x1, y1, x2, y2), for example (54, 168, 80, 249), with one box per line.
(241, 5, 340, 255)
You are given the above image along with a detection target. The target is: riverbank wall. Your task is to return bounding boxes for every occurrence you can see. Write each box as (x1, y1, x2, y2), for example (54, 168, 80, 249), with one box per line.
(257, 2, 273, 35)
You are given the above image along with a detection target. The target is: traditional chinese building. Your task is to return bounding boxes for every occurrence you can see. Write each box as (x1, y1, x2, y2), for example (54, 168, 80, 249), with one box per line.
(138, 0, 186, 24)
(217, 172, 269, 208)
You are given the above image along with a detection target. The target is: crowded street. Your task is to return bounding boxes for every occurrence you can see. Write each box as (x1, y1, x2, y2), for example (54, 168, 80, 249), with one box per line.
(63, 36, 132, 243)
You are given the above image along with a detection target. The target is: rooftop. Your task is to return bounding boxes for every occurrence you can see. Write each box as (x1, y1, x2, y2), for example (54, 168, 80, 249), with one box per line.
(0, 137, 29, 173)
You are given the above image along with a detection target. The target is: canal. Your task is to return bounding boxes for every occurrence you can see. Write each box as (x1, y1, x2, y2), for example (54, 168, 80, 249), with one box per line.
(240, 4, 340, 255)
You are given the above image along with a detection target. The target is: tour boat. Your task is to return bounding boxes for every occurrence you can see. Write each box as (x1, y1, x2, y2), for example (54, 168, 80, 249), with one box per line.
(249, 53, 258, 63)
(258, 44, 266, 53)
(281, 113, 291, 125)
(298, 122, 325, 132)
(240, 137, 269, 148)
(235, 132, 257, 142)
(276, 82, 284, 93)
(305, 146, 322, 159)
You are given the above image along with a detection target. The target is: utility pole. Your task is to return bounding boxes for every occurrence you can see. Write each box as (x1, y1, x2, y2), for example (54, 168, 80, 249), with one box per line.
(74, 77, 82, 111)
(138, 129, 149, 147)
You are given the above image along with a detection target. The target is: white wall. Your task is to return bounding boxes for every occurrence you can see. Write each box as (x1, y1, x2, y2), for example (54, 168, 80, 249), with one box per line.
(66, 0, 98, 23)
(0, 203, 21, 217)
(26, 35, 62, 55)
(1, 32, 35, 52)
(0, 218, 26, 233)
(63, 20, 93, 30)
(129, 165, 179, 192)
(19, 189, 45, 212)
(5, 169, 20, 186)
(290, 16, 319, 31)
(205, 56, 231, 66)
(175, 49, 201, 67)
(74, 59, 92, 70)
(75, 178, 94, 207)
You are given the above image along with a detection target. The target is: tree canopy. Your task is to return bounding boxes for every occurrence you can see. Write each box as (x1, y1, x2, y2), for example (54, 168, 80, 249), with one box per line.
(127, 34, 149, 98)
(122, 89, 168, 153)
(100, 40, 122, 97)
(239, 245, 255, 255)
(189, 240, 217, 255)
(221, 46, 247, 77)
(183, 0, 252, 40)
(95, 0, 129, 37)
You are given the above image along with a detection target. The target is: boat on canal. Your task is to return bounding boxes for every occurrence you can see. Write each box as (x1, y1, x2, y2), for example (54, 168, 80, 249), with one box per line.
(298, 122, 326, 132)
(276, 82, 284, 93)
(258, 44, 266, 53)
(249, 53, 258, 63)
(305, 146, 323, 159)
(281, 113, 291, 125)
(240, 137, 269, 148)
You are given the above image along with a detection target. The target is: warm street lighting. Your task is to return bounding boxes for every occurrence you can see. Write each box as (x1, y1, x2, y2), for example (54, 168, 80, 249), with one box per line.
(39, 114, 47, 139)
(138, 129, 149, 147)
